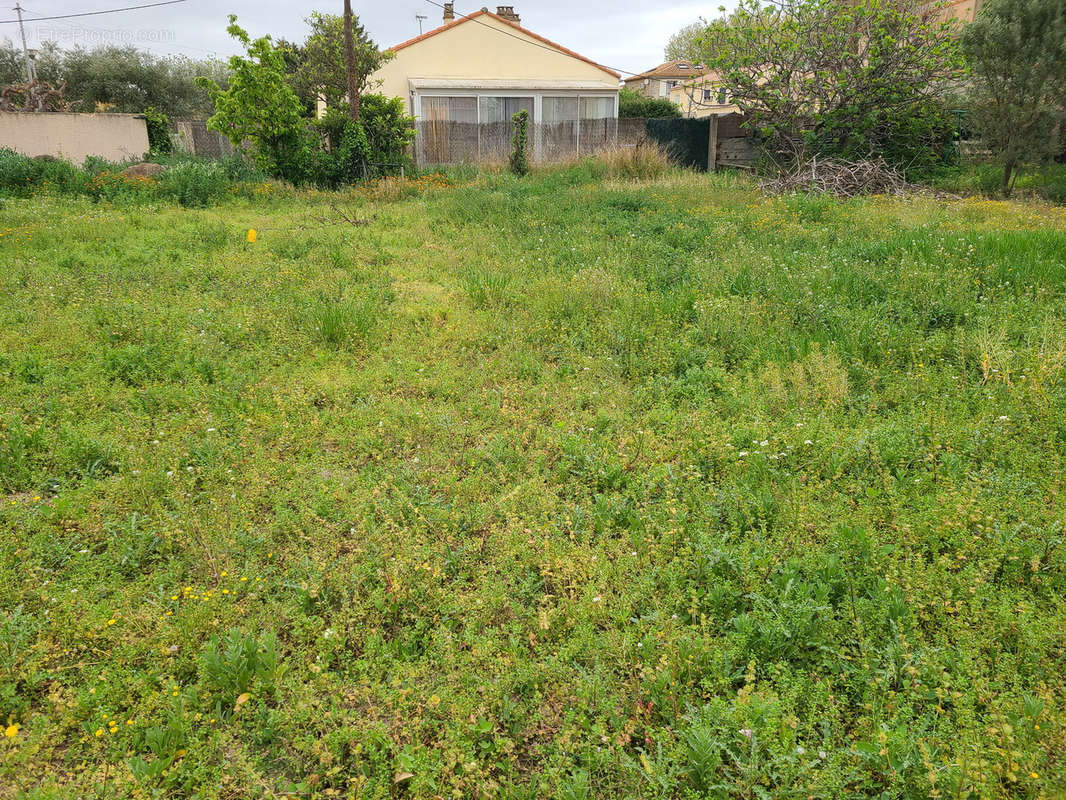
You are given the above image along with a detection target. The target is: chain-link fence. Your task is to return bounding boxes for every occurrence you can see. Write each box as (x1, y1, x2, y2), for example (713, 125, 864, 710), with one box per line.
(170, 119, 234, 158)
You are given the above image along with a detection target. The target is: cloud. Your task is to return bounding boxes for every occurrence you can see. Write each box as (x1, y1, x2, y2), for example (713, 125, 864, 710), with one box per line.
(12, 1, 724, 74)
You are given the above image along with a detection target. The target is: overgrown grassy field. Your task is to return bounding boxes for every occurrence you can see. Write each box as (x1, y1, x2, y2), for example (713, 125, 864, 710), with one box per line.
(2, 167, 1065, 799)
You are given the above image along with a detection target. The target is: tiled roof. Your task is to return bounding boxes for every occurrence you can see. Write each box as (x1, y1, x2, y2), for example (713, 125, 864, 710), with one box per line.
(624, 59, 708, 82)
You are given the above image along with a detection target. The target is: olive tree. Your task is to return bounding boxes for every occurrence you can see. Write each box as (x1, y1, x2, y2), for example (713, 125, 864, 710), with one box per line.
(961, 0, 1066, 195)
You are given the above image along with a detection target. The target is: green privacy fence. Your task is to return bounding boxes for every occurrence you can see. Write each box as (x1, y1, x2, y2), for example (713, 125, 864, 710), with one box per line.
(620, 114, 756, 171)
(645, 118, 711, 170)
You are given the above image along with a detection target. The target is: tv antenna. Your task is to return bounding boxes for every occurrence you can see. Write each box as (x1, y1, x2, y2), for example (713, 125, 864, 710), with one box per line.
(415, 13, 427, 34)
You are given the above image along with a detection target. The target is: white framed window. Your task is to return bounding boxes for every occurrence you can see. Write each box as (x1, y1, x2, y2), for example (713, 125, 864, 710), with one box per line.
(542, 96, 579, 124)
(478, 96, 533, 124)
(580, 96, 613, 120)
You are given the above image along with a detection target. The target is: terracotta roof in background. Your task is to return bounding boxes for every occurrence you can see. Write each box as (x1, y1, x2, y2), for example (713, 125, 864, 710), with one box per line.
(625, 59, 708, 82)
(387, 10, 621, 80)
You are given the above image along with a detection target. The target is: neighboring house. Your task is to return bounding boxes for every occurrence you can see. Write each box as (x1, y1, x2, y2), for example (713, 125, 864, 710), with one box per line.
(622, 60, 707, 101)
(372, 4, 620, 163)
(668, 72, 740, 119)
(923, 0, 984, 24)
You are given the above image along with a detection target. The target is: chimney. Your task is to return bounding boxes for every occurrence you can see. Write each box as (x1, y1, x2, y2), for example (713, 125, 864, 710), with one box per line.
(496, 5, 520, 23)
(443, 2, 454, 21)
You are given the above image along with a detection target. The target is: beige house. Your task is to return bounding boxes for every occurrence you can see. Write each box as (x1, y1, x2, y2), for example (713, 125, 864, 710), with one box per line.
(372, 5, 620, 162)
(924, 0, 985, 23)
(623, 60, 707, 101)
(668, 73, 740, 119)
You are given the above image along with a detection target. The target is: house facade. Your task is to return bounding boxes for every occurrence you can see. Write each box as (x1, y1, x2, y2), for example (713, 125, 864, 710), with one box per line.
(372, 5, 620, 163)
(622, 60, 707, 101)
(668, 73, 740, 119)
(924, 0, 985, 24)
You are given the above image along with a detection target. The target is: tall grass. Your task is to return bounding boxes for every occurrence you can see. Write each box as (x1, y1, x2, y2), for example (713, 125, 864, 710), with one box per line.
(589, 142, 673, 179)
(1, 168, 1064, 799)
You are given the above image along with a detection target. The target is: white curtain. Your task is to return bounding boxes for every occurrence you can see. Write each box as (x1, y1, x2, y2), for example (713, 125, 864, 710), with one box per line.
(542, 97, 579, 124)
(478, 97, 533, 124)
(580, 97, 613, 120)
(421, 96, 478, 124)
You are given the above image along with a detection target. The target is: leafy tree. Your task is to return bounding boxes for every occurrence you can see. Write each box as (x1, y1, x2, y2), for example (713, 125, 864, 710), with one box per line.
(618, 87, 682, 119)
(0, 39, 65, 90)
(961, 0, 1066, 195)
(61, 46, 164, 112)
(271, 37, 314, 115)
(0, 39, 225, 117)
(288, 12, 391, 116)
(699, 0, 964, 169)
(0, 39, 23, 85)
(664, 21, 707, 62)
(195, 16, 310, 182)
(60, 46, 226, 116)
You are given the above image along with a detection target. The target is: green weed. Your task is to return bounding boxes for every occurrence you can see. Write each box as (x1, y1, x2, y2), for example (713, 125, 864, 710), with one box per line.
(0, 167, 1064, 799)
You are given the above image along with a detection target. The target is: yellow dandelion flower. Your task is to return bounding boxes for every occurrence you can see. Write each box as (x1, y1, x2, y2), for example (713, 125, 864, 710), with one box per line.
(4, 723, 19, 738)
(247, 229, 257, 243)
(94, 728, 104, 737)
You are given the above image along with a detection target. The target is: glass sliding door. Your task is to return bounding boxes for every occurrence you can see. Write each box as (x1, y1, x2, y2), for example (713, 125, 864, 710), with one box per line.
(419, 96, 478, 164)
(542, 96, 580, 158)
(580, 96, 616, 152)
(478, 97, 533, 160)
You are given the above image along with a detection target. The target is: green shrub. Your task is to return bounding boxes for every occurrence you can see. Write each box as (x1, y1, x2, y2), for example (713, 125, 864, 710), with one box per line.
(1039, 165, 1066, 203)
(619, 87, 682, 119)
(809, 97, 959, 177)
(316, 94, 415, 174)
(217, 153, 265, 182)
(0, 149, 42, 196)
(310, 119, 371, 189)
(36, 159, 89, 194)
(156, 160, 230, 207)
(80, 156, 124, 176)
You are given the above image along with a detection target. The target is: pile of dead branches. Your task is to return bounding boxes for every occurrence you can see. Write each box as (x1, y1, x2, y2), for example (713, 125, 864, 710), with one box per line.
(760, 156, 917, 197)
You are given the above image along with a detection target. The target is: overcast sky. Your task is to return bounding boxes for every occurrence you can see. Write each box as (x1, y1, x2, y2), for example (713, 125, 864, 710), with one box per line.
(4, 1, 720, 77)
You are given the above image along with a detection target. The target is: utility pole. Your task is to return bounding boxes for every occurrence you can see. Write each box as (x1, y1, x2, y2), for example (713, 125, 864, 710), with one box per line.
(14, 3, 37, 83)
(342, 0, 359, 121)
